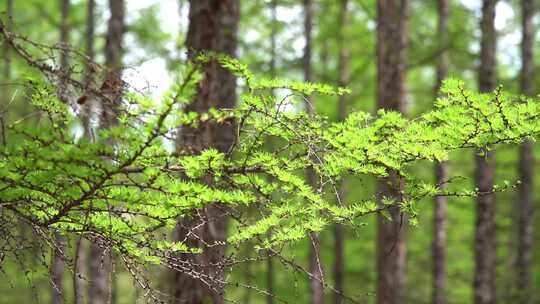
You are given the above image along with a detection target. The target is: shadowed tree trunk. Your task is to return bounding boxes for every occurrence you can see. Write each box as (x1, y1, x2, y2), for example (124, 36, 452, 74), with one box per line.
(516, 0, 534, 303)
(1, 0, 13, 146)
(173, 1, 239, 303)
(89, 1, 124, 304)
(266, 1, 277, 303)
(474, 1, 497, 304)
(375, 0, 409, 304)
(432, 0, 449, 304)
(52, 1, 70, 303)
(303, 1, 325, 304)
(334, 0, 349, 303)
(73, 1, 94, 304)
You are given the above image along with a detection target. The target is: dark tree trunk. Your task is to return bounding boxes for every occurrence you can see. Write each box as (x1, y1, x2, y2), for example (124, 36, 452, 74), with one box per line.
(432, 1, 449, 304)
(51, 233, 65, 304)
(334, 1, 349, 303)
(303, 1, 325, 304)
(266, 1, 277, 303)
(375, 1, 409, 304)
(52, 1, 70, 303)
(1, 0, 13, 146)
(105, 0, 124, 73)
(516, 0, 534, 303)
(173, 1, 239, 303)
(3, 0, 12, 82)
(474, 1, 497, 304)
(73, 2, 94, 304)
(89, 2, 124, 304)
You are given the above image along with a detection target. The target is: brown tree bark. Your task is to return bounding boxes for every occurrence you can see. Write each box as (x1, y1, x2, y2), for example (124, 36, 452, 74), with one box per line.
(303, 1, 325, 304)
(375, 1, 409, 304)
(334, 1, 349, 303)
(173, 1, 239, 303)
(516, 0, 534, 303)
(432, 1, 449, 304)
(89, 2, 124, 304)
(266, 1, 277, 303)
(73, 2, 94, 304)
(52, 1, 70, 303)
(1, 0, 13, 146)
(105, 0, 124, 73)
(474, 1, 497, 304)
(51, 233, 65, 304)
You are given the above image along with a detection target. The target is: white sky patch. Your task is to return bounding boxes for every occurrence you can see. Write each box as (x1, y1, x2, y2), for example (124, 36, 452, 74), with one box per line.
(495, 1, 514, 31)
(121, 0, 179, 98)
(461, 0, 482, 12)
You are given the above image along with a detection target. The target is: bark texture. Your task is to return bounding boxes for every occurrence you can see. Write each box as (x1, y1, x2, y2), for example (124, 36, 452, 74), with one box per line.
(1, 0, 13, 146)
(334, 1, 349, 303)
(516, 0, 534, 303)
(52, 1, 70, 303)
(89, 2, 124, 304)
(375, 1, 409, 304)
(474, 1, 497, 304)
(266, 1, 277, 303)
(173, 1, 239, 303)
(433, 0, 449, 303)
(51, 233, 65, 304)
(73, 2, 94, 303)
(303, 1, 325, 303)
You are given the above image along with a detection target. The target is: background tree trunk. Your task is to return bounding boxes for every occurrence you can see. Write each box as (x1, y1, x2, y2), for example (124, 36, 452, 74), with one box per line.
(516, 0, 534, 303)
(52, 1, 70, 303)
(267, 1, 277, 303)
(334, 0, 349, 303)
(1, 0, 13, 146)
(474, 1, 497, 304)
(375, 0, 409, 303)
(73, 1, 94, 303)
(89, 1, 124, 304)
(303, 1, 325, 304)
(432, 0, 449, 303)
(173, 1, 239, 303)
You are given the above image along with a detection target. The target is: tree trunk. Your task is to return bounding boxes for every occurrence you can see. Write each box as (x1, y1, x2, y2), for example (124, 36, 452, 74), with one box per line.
(52, 1, 70, 303)
(105, 0, 124, 73)
(303, 1, 325, 304)
(516, 0, 534, 303)
(267, 1, 277, 303)
(334, 1, 349, 303)
(474, 1, 497, 304)
(73, 2, 94, 304)
(1, 0, 12, 146)
(375, 1, 409, 304)
(89, 2, 124, 304)
(173, 1, 239, 303)
(51, 233, 65, 304)
(432, 0, 449, 304)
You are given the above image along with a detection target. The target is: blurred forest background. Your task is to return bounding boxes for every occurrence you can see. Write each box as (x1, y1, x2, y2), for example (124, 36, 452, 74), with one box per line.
(1, 0, 539, 303)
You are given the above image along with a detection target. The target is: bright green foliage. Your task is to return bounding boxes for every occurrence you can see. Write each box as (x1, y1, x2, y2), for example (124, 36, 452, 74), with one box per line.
(0, 56, 538, 270)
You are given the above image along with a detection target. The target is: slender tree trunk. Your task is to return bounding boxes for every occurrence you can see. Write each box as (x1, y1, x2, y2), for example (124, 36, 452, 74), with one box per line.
(173, 1, 239, 303)
(51, 233, 65, 304)
(375, 1, 409, 304)
(89, 2, 124, 304)
(334, 1, 349, 303)
(52, 2, 70, 303)
(474, 1, 497, 304)
(1, 0, 13, 147)
(516, 0, 534, 303)
(2, 0, 12, 84)
(73, 2, 95, 304)
(303, 1, 325, 304)
(432, 1, 449, 304)
(266, 1, 277, 303)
